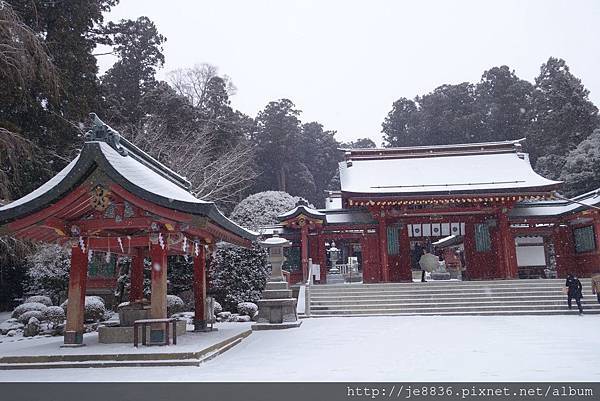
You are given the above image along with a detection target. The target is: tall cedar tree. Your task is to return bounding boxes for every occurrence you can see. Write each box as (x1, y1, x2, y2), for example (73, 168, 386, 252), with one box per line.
(2, 0, 118, 197)
(253, 99, 303, 193)
(529, 57, 599, 162)
(476, 66, 533, 142)
(101, 16, 166, 128)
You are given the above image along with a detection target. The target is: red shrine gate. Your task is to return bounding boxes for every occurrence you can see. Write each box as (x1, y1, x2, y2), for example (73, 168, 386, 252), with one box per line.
(0, 115, 256, 345)
(272, 140, 600, 284)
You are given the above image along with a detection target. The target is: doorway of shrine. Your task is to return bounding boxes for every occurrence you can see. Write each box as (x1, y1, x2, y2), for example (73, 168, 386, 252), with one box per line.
(325, 239, 363, 281)
(387, 222, 468, 282)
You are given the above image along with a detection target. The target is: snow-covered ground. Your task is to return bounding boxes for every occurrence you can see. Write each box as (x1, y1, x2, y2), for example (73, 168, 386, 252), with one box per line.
(0, 315, 598, 381)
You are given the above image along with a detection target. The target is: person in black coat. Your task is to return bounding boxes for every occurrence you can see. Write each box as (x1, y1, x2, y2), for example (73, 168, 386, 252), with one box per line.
(565, 273, 583, 314)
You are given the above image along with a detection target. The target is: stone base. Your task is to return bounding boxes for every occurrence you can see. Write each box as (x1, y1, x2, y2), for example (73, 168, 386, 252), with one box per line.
(60, 343, 86, 348)
(255, 298, 298, 324)
(431, 272, 451, 280)
(98, 320, 186, 343)
(63, 330, 84, 346)
(251, 321, 302, 331)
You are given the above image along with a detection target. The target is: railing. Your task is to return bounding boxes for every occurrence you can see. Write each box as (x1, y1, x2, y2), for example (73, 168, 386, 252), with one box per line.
(305, 259, 313, 317)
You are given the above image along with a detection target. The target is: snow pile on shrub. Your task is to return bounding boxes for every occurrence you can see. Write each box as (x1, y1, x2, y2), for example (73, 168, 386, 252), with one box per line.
(25, 244, 71, 302)
(0, 319, 24, 335)
(12, 302, 48, 319)
(24, 295, 53, 306)
(43, 306, 66, 327)
(237, 302, 258, 317)
(17, 310, 45, 324)
(60, 296, 107, 322)
(23, 317, 40, 337)
(208, 242, 268, 311)
(213, 300, 223, 315)
(167, 295, 185, 316)
(229, 191, 313, 231)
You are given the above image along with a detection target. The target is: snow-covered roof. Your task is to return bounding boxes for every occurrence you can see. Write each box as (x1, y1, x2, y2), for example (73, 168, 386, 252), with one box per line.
(339, 140, 560, 195)
(278, 204, 326, 222)
(509, 188, 600, 218)
(0, 122, 257, 243)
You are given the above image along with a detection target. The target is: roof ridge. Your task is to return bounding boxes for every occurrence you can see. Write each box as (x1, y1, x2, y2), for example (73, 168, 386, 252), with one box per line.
(85, 113, 191, 191)
(341, 139, 526, 161)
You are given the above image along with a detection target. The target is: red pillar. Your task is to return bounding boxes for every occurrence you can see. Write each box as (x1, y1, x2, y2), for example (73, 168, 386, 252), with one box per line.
(129, 248, 145, 302)
(463, 222, 480, 279)
(64, 241, 88, 345)
(300, 224, 309, 282)
(554, 224, 575, 278)
(193, 243, 207, 331)
(377, 215, 389, 282)
(150, 242, 168, 319)
(498, 212, 518, 279)
(398, 223, 413, 281)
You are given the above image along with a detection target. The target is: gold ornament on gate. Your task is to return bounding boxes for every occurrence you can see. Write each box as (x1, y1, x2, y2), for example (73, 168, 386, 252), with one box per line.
(90, 185, 111, 211)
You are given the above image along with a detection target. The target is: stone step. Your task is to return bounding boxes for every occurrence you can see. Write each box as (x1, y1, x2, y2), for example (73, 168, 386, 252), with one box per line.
(310, 289, 579, 298)
(313, 283, 591, 291)
(307, 279, 598, 317)
(309, 304, 600, 314)
(309, 309, 600, 317)
(311, 295, 597, 306)
(311, 300, 600, 310)
(313, 279, 591, 290)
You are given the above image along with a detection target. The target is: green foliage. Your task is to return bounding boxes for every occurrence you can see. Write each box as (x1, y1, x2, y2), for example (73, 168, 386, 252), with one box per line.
(341, 138, 377, 149)
(101, 16, 166, 127)
(528, 57, 599, 161)
(207, 243, 268, 312)
(559, 129, 600, 196)
(251, 100, 341, 207)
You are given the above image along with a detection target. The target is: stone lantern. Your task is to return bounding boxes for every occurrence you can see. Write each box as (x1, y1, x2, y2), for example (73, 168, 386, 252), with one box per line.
(328, 241, 340, 273)
(251, 235, 302, 330)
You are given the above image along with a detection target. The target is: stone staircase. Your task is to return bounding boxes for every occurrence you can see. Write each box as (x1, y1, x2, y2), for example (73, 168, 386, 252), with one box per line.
(308, 279, 600, 317)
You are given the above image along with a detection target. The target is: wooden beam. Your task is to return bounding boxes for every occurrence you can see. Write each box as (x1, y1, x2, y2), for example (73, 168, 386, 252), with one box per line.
(8, 186, 90, 232)
(77, 216, 154, 233)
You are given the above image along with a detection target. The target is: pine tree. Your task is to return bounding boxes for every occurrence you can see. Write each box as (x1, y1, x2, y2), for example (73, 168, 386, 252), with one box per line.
(559, 129, 600, 196)
(476, 66, 533, 142)
(101, 16, 166, 128)
(381, 97, 420, 147)
(252, 99, 303, 192)
(529, 57, 599, 161)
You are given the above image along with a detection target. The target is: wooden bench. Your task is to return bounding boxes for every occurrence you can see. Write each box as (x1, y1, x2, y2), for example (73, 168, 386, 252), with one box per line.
(133, 318, 178, 347)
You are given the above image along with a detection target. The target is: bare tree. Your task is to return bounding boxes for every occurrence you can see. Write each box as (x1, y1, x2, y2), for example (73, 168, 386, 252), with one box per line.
(0, 128, 34, 201)
(0, 0, 57, 92)
(126, 117, 258, 208)
(167, 63, 236, 108)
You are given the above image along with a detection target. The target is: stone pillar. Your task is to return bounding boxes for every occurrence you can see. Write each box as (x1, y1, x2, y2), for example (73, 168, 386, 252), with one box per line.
(193, 243, 207, 331)
(300, 223, 309, 282)
(377, 214, 389, 282)
(64, 241, 88, 345)
(317, 234, 327, 284)
(129, 248, 145, 301)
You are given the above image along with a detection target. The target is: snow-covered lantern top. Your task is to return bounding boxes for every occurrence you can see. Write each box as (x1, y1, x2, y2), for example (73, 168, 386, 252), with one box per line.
(260, 234, 292, 280)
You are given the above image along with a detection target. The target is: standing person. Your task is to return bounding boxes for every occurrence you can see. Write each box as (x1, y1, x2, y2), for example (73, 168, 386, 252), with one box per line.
(591, 272, 600, 304)
(565, 273, 584, 314)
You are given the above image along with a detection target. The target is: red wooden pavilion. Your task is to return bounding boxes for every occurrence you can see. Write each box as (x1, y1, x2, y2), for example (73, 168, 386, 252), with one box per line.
(0, 115, 256, 345)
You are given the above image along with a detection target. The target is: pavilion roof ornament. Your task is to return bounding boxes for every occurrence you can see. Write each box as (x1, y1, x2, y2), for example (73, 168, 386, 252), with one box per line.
(84, 113, 128, 156)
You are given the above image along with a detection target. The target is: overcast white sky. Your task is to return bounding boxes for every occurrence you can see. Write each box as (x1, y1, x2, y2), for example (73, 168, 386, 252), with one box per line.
(98, 0, 600, 144)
